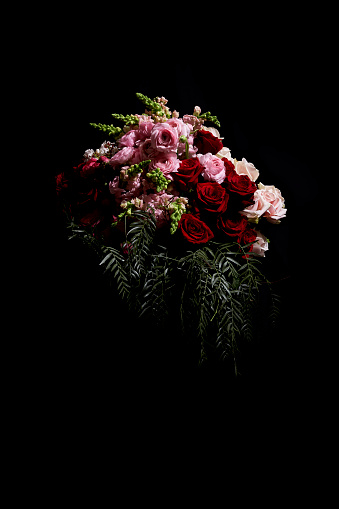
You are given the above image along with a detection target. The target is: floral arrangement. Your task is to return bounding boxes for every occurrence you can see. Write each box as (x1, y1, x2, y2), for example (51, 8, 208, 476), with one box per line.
(56, 93, 286, 371)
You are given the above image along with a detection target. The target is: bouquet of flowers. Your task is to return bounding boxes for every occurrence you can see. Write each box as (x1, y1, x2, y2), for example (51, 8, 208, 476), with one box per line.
(56, 93, 286, 370)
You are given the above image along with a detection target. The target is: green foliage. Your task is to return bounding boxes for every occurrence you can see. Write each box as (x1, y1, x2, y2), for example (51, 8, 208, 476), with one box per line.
(89, 122, 122, 138)
(136, 92, 167, 117)
(111, 113, 139, 125)
(68, 213, 279, 371)
(146, 167, 170, 192)
(195, 111, 221, 128)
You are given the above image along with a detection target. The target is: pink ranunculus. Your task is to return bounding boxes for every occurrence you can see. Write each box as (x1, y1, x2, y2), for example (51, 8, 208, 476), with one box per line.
(109, 147, 135, 167)
(118, 129, 139, 147)
(257, 183, 287, 223)
(137, 138, 157, 161)
(137, 120, 154, 140)
(150, 122, 179, 152)
(197, 152, 226, 184)
(167, 117, 191, 138)
(148, 152, 180, 181)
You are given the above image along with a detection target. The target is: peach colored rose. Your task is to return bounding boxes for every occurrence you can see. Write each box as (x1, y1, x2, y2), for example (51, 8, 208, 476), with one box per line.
(235, 158, 259, 182)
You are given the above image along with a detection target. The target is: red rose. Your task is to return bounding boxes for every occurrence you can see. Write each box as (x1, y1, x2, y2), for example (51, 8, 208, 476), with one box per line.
(223, 167, 256, 208)
(217, 214, 248, 239)
(178, 214, 214, 244)
(238, 225, 257, 252)
(173, 158, 203, 191)
(222, 157, 235, 174)
(194, 129, 223, 155)
(196, 182, 229, 214)
(224, 168, 257, 197)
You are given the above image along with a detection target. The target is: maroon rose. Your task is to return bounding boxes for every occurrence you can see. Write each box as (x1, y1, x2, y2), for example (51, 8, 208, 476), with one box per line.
(172, 158, 203, 191)
(222, 157, 235, 174)
(178, 214, 214, 244)
(217, 214, 248, 240)
(55, 172, 70, 196)
(223, 167, 256, 207)
(194, 129, 223, 155)
(238, 225, 257, 252)
(196, 182, 229, 214)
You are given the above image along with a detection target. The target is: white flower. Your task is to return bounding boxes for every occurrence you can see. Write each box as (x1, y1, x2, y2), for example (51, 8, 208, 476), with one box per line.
(216, 146, 234, 163)
(201, 126, 224, 140)
(235, 158, 259, 182)
(83, 148, 94, 160)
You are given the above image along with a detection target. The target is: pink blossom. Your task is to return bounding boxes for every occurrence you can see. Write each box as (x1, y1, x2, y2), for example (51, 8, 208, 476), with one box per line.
(197, 152, 226, 184)
(141, 192, 173, 228)
(137, 121, 154, 140)
(148, 152, 180, 181)
(109, 147, 135, 167)
(257, 183, 287, 223)
(167, 118, 191, 138)
(252, 230, 269, 257)
(118, 129, 139, 147)
(239, 189, 271, 221)
(150, 122, 179, 152)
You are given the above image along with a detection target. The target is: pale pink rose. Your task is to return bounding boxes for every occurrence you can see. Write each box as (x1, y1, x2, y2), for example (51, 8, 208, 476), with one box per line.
(150, 122, 179, 152)
(235, 158, 259, 182)
(197, 152, 226, 184)
(239, 189, 271, 221)
(118, 129, 139, 147)
(257, 183, 287, 223)
(148, 152, 180, 181)
(109, 147, 135, 167)
(252, 230, 269, 257)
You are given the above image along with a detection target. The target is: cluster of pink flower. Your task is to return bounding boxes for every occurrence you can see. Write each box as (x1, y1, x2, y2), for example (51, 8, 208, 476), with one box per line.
(56, 95, 286, 256)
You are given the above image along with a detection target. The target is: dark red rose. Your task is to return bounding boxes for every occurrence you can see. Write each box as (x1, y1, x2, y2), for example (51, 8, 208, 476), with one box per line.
(55, 172, 70, 196)
(238, 225, 257, 251)
(217, 214, 248, 239)
(173, 157, 203, 191)
(194, 129, 223, 155)
(80, 157, 101, 178)
(222, 157, 235, 174)
(178, 214, 214, 244)
(196, 182, 229, 214)
(225, 168, 257, 196)
(223, 167, 256, 207)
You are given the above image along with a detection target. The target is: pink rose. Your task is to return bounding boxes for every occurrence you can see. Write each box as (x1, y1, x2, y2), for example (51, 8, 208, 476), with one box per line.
(109, 147, 135, 167)
(148, 152, 180, 181)
(239, 189, 271, 221)
(252, 230, 269, 257)
(257, 183, 287, 223)
(150, 123, 179, 152)
(197, 152, 226, 184)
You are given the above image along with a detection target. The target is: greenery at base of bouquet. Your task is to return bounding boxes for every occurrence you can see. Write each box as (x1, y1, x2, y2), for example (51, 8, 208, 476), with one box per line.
(67, 210, 280, 372)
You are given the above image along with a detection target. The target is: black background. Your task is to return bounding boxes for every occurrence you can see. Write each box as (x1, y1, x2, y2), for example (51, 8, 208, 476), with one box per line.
(45, 9, 332, 403)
